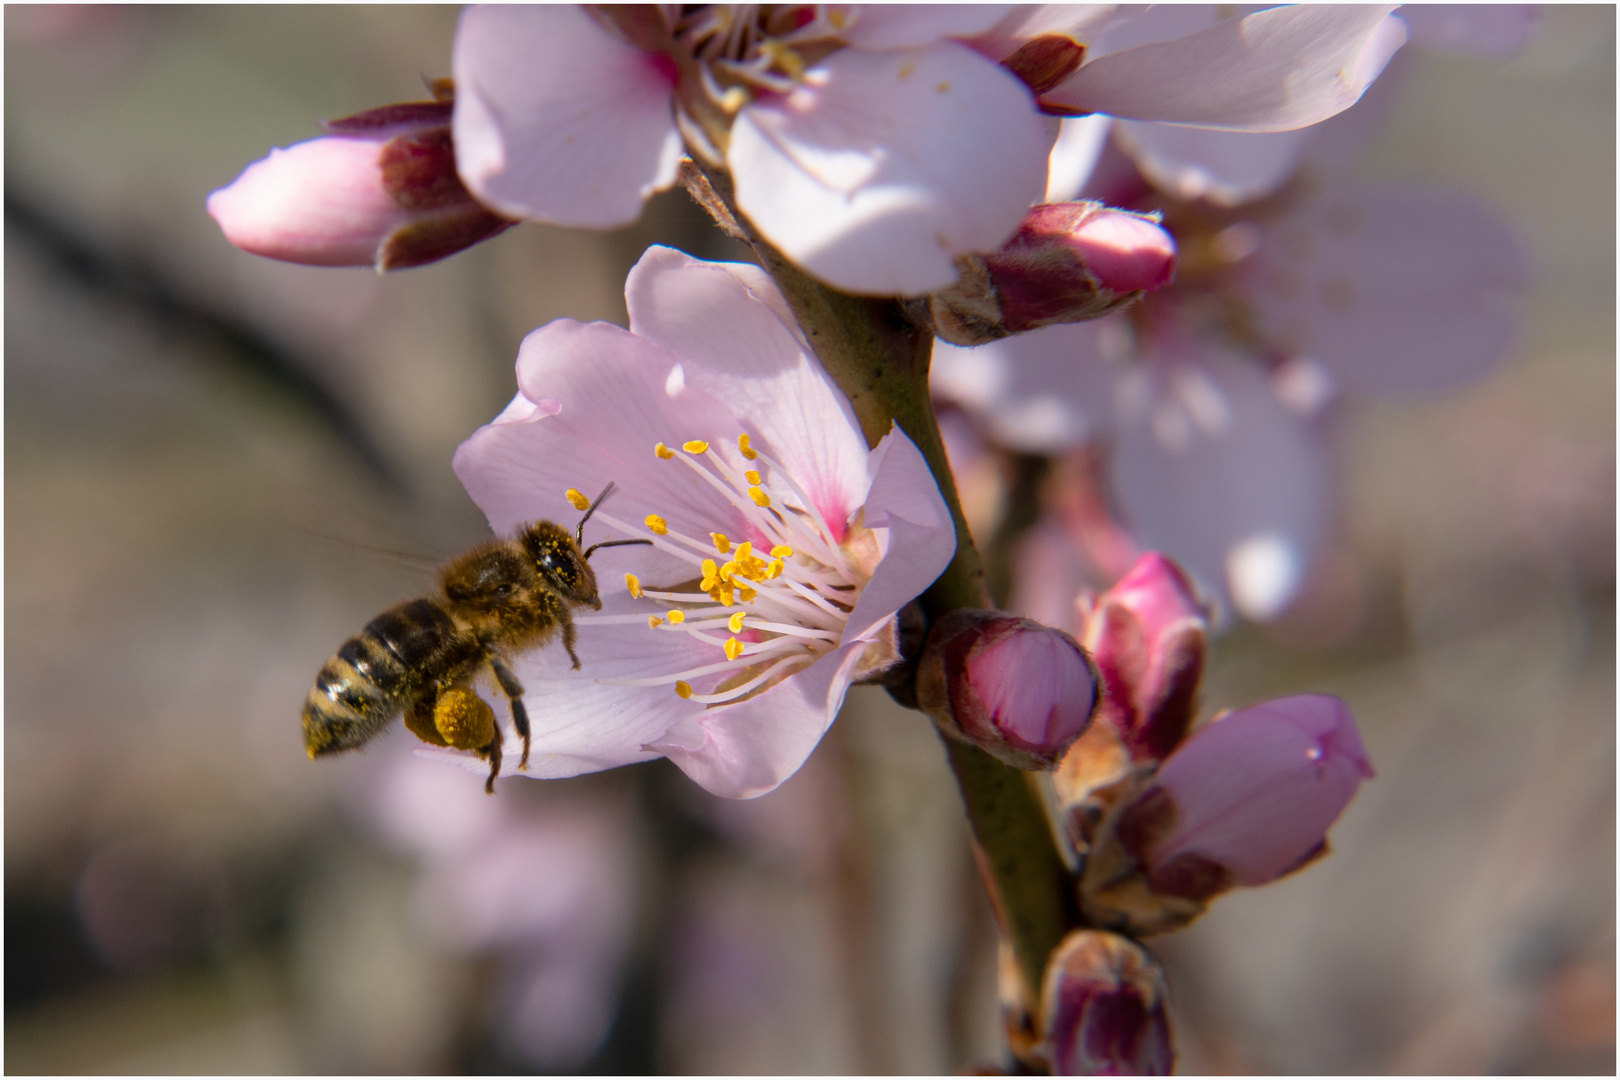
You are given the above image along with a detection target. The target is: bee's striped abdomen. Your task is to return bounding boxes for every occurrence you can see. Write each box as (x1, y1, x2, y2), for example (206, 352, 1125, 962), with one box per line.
(302, 598, 464, 758)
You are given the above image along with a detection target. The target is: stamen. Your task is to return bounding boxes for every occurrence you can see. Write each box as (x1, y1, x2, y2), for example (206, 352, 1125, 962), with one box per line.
(655, 442, 675, 460)
(667, 610, 686, 625)
(725, 638, 744, 661)
(675, 681, 693, 699)
(646, 515, 669, 535)
(728, 611, 746, 633)
(746, 469, 762, 485)
(626, 573, 642, 599)
(711, 532, 732, 554)
(771, 545, 793, 558)
(683, 439, 710, 454)
(649, 615, 663, 629)
(738, 433, 757, 460)
(749, 486, 770, 507)
(565, 488, 590, 510)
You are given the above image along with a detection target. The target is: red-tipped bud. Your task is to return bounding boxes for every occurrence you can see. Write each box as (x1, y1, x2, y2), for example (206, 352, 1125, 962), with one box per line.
(922, 202, 1177, 347)
(1042, 931, 1174, 1076)
(1138, 694, 1373, 892)
(207, 101, 512, 271)
(1080, 552, 1211, 764)
(917, 609, 1099, 771)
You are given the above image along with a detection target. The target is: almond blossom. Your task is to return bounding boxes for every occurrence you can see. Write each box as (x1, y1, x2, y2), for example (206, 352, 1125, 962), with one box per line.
(444, 246, 955, 799)
(451, 4, 1407, 295)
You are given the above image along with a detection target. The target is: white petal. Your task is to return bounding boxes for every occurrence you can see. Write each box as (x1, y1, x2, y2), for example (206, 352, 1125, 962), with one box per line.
(648, 640, 869, 798)
(1046, 6, 1406, 132)
(1111, 122, 1311, 205)
(729, 43, 1049, 295)
(1247, 184, 1528, 397)
(1110, 347, 1331, 621)
(453, 5, 679, 227)
(1046, 115, 1113, 202)
(841, 5, 1012, 49)
(624, 247, 872, 532)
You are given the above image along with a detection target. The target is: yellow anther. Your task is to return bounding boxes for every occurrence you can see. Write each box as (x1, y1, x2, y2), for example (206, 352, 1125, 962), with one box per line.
(654, 442, 674, 460)
(701, 557, 718, 580)
(728, 611, 746, 633)
(719, 561, 738, 582)
(770, 545, 793, 558)
(667, 609, 686, 625)
(683, 439, 710, 454)
(565, 488, 590, 510)
(767, 559, 784, 579)
(738, 433, 757, 460)
(645, 514, 668, 535)
(675, 680, 693, 699)
(748, 486, 770, 507)
(737, 584, 757, 602)
(648, 615, 664, 629)
(710, 532, 732, 554)
(734, 541, 753, 563)
(719, 85, 749, 114)
(725, 637, 744, 661)
(746, 469, 762, 485)
(719, 585, 735, 607)
(625, 573, 643, 599)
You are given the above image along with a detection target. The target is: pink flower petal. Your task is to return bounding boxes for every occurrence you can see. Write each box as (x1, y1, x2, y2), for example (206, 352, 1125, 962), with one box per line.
(625, 247, 871, 534)
(1110, 346, 1331, 621)
(1111, 122, 1313, 205)
(729, 42, 1049, 294)
(647, 640, 869, 799)
(1046, 6, 1406, 132)
(1400, 4, 1539, 58)
(1247, 184, 1528, 397)
(452, 5, 681, 227)
(841, 425, 956, 644)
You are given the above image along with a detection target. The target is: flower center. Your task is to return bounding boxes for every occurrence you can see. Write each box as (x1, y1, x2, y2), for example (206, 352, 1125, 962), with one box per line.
(574, 433, 862, 705)
(671, 4, 851, 112)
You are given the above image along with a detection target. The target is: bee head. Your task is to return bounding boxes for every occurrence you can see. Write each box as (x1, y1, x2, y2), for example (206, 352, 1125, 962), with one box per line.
(521, 521, 601, 609)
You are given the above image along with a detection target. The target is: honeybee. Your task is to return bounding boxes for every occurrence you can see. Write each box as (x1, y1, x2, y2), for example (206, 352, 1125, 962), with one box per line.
(302, 484, 649, 792)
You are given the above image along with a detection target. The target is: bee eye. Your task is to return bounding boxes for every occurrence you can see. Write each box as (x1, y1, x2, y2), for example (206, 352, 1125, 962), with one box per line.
(495, 584, 513, 598)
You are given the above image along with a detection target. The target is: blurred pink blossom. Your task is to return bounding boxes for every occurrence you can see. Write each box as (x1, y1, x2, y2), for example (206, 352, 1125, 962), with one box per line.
(446, 246, 955, 798)
(207, 102, 511, 270)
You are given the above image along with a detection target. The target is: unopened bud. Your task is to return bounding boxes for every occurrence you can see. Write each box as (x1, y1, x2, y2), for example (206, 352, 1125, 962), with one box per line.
(917, 609, 1098, 771)
(207, 100, 512, 271)
(1140, 694, 1373, 891)
(1042, 930, 1174, 1076)
(1079, 552, 1211, 764)
(922, 202, 1176, 347)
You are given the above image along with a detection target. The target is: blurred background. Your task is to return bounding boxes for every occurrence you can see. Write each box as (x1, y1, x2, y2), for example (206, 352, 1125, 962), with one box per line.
(4, 5, 1612, 1074)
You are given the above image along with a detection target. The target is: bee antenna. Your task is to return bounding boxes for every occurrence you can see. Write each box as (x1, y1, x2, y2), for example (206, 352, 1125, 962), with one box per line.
(577, 481, 618, 545)
(583, 538, 654, 561)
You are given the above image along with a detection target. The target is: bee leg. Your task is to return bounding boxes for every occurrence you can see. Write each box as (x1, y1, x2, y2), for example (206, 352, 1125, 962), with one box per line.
(561, 614, 582, 671)
(483, 722, 503, 795)
(489, 658, 531, 771)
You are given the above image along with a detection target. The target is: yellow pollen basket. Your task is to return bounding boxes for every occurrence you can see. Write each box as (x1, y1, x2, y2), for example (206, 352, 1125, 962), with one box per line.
(565, 488, 590, 511)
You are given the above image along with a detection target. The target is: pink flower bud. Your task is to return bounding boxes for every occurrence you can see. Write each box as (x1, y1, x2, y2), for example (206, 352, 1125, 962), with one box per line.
(1079, 553, 1210, 764)
(1137, 694, 1373, 892)
(207, 101, 511, 271)
(1042, 930, 1174, 1076)
(922, 202, 1177, 347)
(917, 609, 1098, 771)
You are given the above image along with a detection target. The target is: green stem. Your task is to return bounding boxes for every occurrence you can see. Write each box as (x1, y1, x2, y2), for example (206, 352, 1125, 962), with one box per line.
(688, 168, 1075, 1027)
